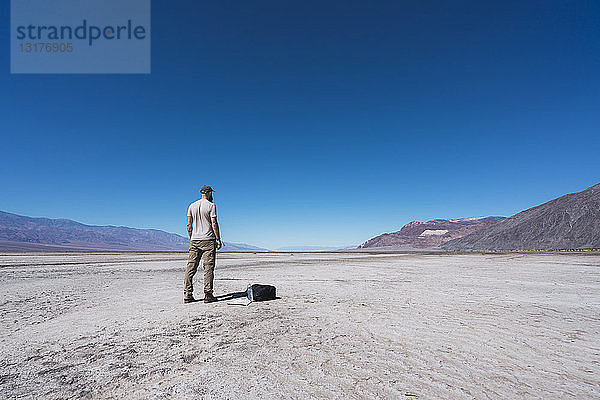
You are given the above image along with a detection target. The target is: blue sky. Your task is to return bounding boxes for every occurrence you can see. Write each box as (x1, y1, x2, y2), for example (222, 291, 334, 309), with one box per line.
(1, 1, 599, 249)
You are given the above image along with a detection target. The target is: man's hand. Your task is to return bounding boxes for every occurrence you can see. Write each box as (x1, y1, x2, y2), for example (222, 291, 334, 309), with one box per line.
(216, 239, 223, 250)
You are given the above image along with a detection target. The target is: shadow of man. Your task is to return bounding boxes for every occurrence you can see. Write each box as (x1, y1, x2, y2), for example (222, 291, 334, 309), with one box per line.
(215, 291, 247, 301)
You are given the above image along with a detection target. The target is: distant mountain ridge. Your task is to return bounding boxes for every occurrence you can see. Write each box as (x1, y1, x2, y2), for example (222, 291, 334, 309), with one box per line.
(221, 242, 270, 252)
(360, 216, 506, 249)
(0, 211, 269, 252)
(442, 183, 600, 250)
(275, 245, 357, 252)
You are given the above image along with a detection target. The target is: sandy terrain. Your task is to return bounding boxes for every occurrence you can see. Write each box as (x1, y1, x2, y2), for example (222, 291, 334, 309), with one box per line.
(1, 252, 599, 399)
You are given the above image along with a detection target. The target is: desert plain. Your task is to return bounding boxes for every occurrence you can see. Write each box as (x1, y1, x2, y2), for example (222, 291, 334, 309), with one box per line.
(0, 251, 598, 399)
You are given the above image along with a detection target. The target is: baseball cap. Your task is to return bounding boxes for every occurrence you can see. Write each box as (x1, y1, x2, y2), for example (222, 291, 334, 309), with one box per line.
(200, 185, 214, 194)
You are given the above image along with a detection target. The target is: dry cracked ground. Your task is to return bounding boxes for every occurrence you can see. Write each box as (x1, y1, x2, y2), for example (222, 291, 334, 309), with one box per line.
(0, 252, 599, 399)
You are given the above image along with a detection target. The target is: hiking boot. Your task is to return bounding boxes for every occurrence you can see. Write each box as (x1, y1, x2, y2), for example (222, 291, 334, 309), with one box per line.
(203, 292, 218, 303)
(184, 296, 197, 304)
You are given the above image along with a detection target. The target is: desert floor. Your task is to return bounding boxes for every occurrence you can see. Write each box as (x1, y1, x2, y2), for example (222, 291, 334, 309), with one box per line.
(0, 252, 598, 399)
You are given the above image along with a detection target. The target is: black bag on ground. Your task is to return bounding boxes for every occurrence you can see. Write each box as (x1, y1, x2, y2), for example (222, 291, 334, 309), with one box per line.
(250, 284, 276, 301)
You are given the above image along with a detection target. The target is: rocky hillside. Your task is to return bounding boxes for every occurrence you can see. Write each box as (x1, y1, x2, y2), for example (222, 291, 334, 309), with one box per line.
(359, 216, 506, 249)
(442, 183, 600, 250)
(0, 211, 269, 252)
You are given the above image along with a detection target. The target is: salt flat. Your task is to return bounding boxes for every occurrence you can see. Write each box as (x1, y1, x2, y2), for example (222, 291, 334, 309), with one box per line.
(0, 252, 599, 399)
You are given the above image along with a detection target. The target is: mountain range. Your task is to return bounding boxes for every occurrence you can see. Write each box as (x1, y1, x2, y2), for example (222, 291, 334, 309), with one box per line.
(0, 211, 269, 252)
(3, 183, 598, 252)
(359, 216, 506, 249)
(361, 183, 600, 251)
(442, 183, 600, 250)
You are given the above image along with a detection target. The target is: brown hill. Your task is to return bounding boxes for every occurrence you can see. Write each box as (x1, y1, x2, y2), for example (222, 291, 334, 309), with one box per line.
(359, 216, 506, 249)
(442, 183, 600, 250)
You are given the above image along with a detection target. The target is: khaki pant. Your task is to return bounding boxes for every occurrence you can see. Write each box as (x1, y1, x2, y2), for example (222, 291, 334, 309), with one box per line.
(184, 239, 216, 298)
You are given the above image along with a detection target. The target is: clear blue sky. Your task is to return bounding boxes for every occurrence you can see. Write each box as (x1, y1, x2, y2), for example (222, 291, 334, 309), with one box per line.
(1, 1, 599, 249)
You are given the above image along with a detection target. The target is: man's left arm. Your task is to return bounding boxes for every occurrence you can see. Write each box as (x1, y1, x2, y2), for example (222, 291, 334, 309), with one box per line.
(210, 204, 222, 249)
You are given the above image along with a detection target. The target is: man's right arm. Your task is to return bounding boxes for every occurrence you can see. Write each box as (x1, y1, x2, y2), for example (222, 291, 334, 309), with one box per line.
(187, 215, 193, 239)
(211, 217, 222, 249)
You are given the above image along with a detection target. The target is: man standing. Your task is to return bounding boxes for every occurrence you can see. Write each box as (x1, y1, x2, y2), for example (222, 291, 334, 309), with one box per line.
(184, 185, 223, 304)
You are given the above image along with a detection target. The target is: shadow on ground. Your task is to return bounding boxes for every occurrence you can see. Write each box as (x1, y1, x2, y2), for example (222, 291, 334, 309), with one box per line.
(216, 291, 247, 301)
(215, 291, 281, 302)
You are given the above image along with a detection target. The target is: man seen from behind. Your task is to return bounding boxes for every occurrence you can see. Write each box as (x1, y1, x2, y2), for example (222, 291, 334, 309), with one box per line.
(184, 185, 222, 304)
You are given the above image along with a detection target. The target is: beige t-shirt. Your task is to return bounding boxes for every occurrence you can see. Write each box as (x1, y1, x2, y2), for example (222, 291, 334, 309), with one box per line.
(187, 199, 217, 241)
